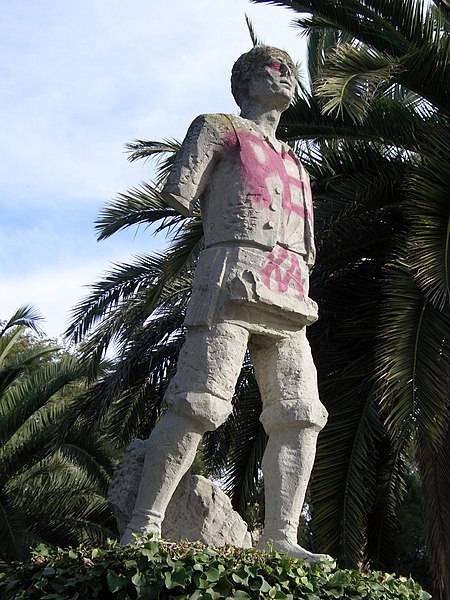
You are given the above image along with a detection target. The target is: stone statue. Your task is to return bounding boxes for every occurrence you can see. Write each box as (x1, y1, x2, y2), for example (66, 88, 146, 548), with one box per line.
(121, 45, 329, 563)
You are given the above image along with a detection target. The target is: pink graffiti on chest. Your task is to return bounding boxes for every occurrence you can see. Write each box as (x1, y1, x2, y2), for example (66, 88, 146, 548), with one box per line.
(225, 129, 313, 225)
(260, 245, 304, 299)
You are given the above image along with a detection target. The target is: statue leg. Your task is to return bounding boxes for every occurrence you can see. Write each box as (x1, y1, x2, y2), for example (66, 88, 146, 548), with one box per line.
(249, 329, 330, 563)
(258, 425, 330, 562)
(121, 322, 249, 545)
(121, 412, 204, 544)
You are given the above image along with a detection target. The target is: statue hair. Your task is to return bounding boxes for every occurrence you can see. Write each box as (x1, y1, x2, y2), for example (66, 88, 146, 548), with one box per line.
(231, 45, 294, 109)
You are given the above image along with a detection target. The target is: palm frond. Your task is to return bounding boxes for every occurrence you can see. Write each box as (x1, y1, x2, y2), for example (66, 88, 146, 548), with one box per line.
(125, 139, 180, 187)
(10, 464, 116, 547)
(70, 306, 186, 432)
(406, 125, 450, 308)
(0, 356, 82, 450)
(307, 27, 346, 84)
(311, 389, 383, 566)
(253, 0, 438, 54)
(158, 215, 204, 281)
(0, 488, 29, 561)
(57, 436, 116, 493)
(376, 264, 450, 445)
(256, 0, 449, 114)
(0, 344, 57, 395)
(66, 252, 169, 346)
(308, 256, 386, 565)
(245, 14, 263, 47)
(281, 90, 436, 151)
(315, 43, 398, 123)
(125, 138, 179, 164)
(95, 184, 185, 241)
(0, 305, 43, 336)
(68, 210, 202, 372)
(398, 37, 450, 117)
(364, 438, 409, 571)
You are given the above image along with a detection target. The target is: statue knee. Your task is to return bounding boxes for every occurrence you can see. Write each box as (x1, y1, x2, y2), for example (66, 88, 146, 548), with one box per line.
(166, 391, 233, 433)
(259, 399, 328, 436)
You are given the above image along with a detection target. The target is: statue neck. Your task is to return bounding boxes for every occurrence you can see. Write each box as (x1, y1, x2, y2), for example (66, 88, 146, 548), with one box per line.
(239, 104, 281, 138)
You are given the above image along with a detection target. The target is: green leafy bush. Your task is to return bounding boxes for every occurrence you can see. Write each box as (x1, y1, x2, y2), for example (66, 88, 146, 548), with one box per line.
(0, 539, 431, 599)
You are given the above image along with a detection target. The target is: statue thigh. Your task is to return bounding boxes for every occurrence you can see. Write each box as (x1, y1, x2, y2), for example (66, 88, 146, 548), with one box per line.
(249, 328, 328, 436)
(164, 321, 250, 432)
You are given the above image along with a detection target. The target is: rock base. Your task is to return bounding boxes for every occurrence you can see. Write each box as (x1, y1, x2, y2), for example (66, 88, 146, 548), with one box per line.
(108, 438, 252, 548)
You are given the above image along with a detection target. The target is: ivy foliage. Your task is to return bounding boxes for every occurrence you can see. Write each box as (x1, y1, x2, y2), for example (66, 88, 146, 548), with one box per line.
(0, 539, 431, 599)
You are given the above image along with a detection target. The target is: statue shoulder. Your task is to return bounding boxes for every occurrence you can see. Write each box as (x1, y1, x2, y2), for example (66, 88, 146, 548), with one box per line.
(186, 113, 238, 140)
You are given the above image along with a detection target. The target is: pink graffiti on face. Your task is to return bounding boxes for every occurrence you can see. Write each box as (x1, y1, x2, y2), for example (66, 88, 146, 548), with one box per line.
(226, 129, 313, 226)
(268, 60, 282, 72)
(260, 246, 304, 299)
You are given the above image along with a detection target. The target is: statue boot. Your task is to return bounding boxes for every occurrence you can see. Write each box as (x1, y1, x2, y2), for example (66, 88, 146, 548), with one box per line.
(257, 425, 332, 564)
(120, 412, 204, 545)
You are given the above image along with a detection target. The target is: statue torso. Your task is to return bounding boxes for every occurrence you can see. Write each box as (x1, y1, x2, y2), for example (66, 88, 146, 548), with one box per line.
(164, 114, 314, 262)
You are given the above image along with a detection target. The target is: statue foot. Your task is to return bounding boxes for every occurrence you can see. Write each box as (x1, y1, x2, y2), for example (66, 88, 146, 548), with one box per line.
(257, 536, 333, 565)
(120, 521, 161, 545)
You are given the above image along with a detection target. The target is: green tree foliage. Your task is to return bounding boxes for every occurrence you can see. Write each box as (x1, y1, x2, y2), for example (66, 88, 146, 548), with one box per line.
(65, 0, 449, 597)
(0, 307, 117, 565)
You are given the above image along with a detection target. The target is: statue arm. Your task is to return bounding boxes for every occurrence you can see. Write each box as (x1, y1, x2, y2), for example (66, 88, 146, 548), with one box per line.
(162, 114, 225, 216)
(160, 191, 193, 217)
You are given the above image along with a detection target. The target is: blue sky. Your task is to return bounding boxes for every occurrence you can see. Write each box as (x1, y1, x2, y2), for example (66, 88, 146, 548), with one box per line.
(0, 0, 307, 341)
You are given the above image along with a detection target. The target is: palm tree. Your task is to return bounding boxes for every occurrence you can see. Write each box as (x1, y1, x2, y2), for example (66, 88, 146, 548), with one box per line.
(250, 0, 449, 595)
(66, 0, 449, 595)
(0, 306, 117, 564)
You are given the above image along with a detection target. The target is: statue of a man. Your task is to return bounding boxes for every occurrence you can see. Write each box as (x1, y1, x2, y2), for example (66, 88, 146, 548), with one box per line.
(121, 45, 328, 562)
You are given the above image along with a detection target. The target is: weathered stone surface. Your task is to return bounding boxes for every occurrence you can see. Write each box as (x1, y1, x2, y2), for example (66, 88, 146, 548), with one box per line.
(108, 438, 251, 548)
(163, 473, 252, 549)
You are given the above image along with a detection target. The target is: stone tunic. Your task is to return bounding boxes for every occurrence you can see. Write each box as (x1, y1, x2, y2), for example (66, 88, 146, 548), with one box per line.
(163, 113, 318, 329)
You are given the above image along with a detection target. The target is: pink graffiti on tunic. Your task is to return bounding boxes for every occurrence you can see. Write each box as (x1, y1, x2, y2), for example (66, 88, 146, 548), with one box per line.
(260, 246, 304, 300)
(233, 129, 313, 226)
(232, 129, 310, 298)
(225, 128, 311, 298)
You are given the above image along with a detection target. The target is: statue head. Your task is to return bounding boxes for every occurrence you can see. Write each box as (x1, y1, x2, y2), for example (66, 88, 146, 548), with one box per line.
(231, 45, 296, 110)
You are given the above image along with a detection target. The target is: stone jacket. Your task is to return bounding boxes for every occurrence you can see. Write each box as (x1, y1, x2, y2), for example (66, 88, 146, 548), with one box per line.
(163, 113, 316, 267)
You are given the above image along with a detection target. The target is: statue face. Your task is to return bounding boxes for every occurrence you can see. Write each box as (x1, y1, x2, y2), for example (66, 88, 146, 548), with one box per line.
(231, 46, 297, 110)
(246, 53, 296, 110)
